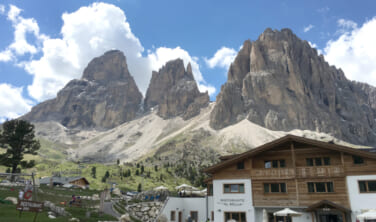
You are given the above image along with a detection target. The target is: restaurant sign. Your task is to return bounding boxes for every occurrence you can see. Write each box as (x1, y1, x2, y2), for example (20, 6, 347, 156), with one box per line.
(17, 200, 44, 212)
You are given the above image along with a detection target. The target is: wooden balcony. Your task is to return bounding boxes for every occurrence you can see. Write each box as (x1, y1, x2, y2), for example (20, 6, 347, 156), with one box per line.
(296, 166, 344, 178)
(250, 168, 295, 179)
(250, 166, 345, 179)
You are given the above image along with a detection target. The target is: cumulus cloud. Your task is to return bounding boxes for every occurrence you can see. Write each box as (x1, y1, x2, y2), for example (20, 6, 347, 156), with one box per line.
(308, 41, 323, 55)
(205, 47, 237, 69)
(0, 5, 46, 59)
(0, 84, 33, 122)
(304, 24, 314, 33)
(324, 17, 376, 85)
(5, 2, 215, 101)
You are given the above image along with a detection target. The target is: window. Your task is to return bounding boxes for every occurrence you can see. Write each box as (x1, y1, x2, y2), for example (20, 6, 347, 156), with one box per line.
(170, 211, 176, 221)
(306, 157, 331, 166)
(264, 183, 287, 193)
(190, 211, 198, 221)
(224, 184, 245, 193)
(359, 181, 376, 193)
(211, 211, 214, 221)
(307, 182, 334, 193)
(225, 212, 246, 222)
(265, 160, 286, 168)
(237, 161, 245, 170)
(208, 184, 213, 196)
(353, 156, 364, 164)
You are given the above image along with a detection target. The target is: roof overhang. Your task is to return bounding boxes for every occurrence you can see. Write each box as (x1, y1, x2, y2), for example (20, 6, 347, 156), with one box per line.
(204, 134, 376, 174)
(306, 200, 351, 213)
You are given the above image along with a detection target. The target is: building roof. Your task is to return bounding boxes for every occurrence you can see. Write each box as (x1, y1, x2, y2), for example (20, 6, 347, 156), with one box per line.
(39, 176, 89, 185)
(204, 134, 376, 174)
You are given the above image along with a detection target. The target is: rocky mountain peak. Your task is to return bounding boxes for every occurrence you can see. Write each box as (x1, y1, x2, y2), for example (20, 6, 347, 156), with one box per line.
(211, 28, 376, 146)
(82, 50, 131, 82)
(23, 50, 143, 129)
(144, 58, 209, 119)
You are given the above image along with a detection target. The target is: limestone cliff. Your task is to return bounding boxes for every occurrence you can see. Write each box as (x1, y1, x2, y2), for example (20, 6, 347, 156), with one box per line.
(144, 59, 209, 120)
(23, 50, 143, 129)
(210, 28, 376, 146)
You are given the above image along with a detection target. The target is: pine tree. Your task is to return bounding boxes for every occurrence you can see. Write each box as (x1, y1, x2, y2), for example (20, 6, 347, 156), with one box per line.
(0, 120, 40, 178)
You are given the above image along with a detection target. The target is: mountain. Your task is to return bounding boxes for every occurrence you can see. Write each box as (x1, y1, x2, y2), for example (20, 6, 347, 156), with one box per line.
(144, 59, 209, 120)
(23, 50, 143, 129)
(20, 28, 376, 166)
(210, 28, 376, 146)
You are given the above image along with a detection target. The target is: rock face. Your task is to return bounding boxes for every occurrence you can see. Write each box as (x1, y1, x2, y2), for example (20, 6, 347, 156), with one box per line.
(23, 50, 143, 129)
(210, 28, 376, 146)
(144, 59, 209, 119)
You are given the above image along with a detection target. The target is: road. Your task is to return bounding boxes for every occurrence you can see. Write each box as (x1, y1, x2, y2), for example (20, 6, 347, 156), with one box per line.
(103, 200, 121, 219)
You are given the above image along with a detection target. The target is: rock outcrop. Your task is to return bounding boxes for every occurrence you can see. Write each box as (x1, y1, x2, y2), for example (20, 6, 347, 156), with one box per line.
(210, 28, 376, 146)
(144, 59, 209, 119)
(23, 50, 143, 129)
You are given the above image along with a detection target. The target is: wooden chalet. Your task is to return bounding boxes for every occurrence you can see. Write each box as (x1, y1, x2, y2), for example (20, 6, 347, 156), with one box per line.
(204, 135, 376, 222)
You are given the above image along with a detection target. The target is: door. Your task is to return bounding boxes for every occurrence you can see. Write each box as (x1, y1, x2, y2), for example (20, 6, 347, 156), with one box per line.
(178, 211, 182, 222)
(319, 214, 342, 222)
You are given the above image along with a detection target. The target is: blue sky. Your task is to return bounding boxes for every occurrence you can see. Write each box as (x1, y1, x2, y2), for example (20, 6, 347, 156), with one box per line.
(0, 0, 376, 121)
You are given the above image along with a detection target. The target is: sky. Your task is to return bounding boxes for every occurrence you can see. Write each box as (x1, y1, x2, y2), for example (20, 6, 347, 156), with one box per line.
(0, 0, 376, 122)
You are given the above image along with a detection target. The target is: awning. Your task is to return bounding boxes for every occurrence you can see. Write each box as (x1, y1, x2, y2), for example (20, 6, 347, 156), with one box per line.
(273, 208, 302, 217)
(357, 210, 376, 220)
(306, 200, 351, 213)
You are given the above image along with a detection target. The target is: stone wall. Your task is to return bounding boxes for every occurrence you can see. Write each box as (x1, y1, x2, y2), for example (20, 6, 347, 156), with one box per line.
(126, 201, 164, 222)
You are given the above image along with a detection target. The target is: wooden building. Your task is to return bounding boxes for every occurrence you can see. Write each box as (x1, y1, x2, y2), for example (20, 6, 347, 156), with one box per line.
(204, 135, 376, 222)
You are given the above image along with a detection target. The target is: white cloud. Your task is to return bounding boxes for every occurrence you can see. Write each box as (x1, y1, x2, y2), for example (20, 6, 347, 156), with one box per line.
(0, 5, 46, 61)
(304, 24, 314, 33)
(0, 84, 33, 121)
(0, 49, 13, 62)
(0, 5, 5, 14)
(324, 17, 376, 85)
(0, 2, 214, 102)
(205, 47, 237, 69)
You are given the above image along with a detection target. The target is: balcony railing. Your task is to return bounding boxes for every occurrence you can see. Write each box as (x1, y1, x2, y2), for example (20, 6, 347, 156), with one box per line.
(250, 166, 344, 179)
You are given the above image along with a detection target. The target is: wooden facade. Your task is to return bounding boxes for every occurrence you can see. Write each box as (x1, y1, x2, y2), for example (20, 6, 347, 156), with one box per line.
(205, 135, 376, 218)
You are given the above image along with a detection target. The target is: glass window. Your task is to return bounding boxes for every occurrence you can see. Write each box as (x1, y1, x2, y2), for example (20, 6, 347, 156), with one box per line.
(327, 182, 334, 192)
(239, 184, 244, 193)
(265, 161, 271, 168)
(306, 158, 314, 166)
(190, 211, 198, 221)
(211, 211, 214, 221)
(353, 156, 364, 164)
(308, 182, 315, 193)
(224, 184, 244, 193)
(237, 161, 245, 170)
(230, 184, 238, 192)
(280, 183, 286, 193)
(170, 211, 176, 221)
(316, 182, 326, 192)
(271, 183, 280, 192)
(359, 181, 367, 192)
(368, 181, 376, 192)
(280, 159, 286, 168)
(272, 160, 279, 168)
(264, 183, 269, 193)
(240, 213, 246, 221)
(324, 157, 331, 165)
(315, 158, 322, 166)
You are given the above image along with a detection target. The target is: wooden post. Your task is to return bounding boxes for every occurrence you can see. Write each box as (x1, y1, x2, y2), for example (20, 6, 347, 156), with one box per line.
(31, 172, 37, 201)
(274, 215, 276, 222)
(291, 143, 299, 206)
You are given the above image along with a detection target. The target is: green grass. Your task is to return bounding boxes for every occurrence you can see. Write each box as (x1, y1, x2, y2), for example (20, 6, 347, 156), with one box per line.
(0, 204, 68, 222)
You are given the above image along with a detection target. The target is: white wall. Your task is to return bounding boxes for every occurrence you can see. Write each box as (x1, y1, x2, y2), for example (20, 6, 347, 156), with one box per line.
(161, 197, 208, 222)
(213, 179, 254, 222)
(347, 175, 376, 222)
